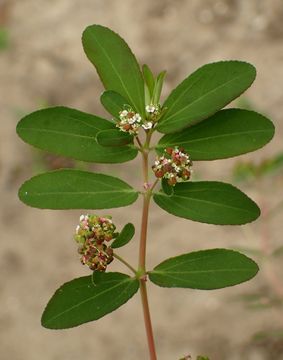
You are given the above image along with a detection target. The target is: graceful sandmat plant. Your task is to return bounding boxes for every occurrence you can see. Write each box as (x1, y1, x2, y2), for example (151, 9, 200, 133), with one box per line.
(17, 25, 275, 359)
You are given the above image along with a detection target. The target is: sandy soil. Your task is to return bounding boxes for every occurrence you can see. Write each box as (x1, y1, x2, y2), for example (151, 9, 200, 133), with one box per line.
(1, 0, 283, 359)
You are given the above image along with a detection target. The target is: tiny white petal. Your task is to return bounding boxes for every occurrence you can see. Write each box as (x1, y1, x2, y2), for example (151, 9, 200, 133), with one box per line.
(146, 105, 156, 113)
(142, 121, 153, 130)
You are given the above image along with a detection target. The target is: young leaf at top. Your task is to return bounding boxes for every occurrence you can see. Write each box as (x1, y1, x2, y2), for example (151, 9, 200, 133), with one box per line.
(157, 109, 275, 160)
(156, 61, 256, 134)
(153, 181, 260, 225)
(152, 70, 166, 105)
(148, 249, 259, 289)
(96, 129, 133, 147)
(41, 272, 139, 329)
(143, 64, 155, 99)
(82, 25, 145, 116)
(100, 90, 130, 120)
(16, 106, 137, 163)
(19, 169, 139, 210)
(111, 223, 135, 249)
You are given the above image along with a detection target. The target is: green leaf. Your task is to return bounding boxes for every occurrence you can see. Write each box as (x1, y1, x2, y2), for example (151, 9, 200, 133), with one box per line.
(16, 106, 137, 163)
(96, 129, 133, 147)
(161, 178, 173, 196)
(112, 223, 135, 249)
(153, 70, 166, 104)
(19, 169, 139, 209)
(157, 109, 274, 160)
(142, 64, 155, 99)
(82, 25, 145, 116)
(41, 272, 139, 329)
(100, 90, 129, 120)
(197, 356, 210, 360)
(157, 61, 256, 133)
(149, 249, 259, 289)
(153, 181, 260, 225)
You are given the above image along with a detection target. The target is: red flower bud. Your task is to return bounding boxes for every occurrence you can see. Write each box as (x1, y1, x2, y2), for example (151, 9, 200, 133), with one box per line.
(155, 170, 164, 178)
(123, 124, 131, 131)
(166, 147, 173, 155)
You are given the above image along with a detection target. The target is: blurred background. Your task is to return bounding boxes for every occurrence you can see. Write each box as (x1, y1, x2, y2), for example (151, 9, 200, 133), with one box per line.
(1, 0, 283, 359)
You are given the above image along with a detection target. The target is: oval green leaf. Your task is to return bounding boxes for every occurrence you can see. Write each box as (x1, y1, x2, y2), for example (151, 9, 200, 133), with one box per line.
(100, 90, 130, 120)
(157, 61, 256, 134)
(112, 223, 135, 249)
(19, 169, 139, 209)
(82, 25, 145, 116)
(16, 106, 137, 163)
(157, 109, 274, 160)
(153, 181, 260, 225)
(41, 272, 139, 329)
(149, 249, 259, 289)
(96, 129, 133, 147)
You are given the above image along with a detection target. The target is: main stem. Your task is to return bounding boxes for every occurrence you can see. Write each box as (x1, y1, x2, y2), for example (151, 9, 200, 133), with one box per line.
(138, 132, 157, 360)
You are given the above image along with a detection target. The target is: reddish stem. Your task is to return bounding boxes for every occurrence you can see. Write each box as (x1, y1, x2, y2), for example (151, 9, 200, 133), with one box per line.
(140, 280, 157, 360)
(138, 138, 157, 360)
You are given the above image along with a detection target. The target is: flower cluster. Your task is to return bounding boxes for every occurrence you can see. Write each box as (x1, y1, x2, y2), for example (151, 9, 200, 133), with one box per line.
(116, 104, 162, 135)
(74, 214, 117, 271)
(145, 104, 161, 124)
(152, 147, 193, 186)
(117, 108, 142, 135)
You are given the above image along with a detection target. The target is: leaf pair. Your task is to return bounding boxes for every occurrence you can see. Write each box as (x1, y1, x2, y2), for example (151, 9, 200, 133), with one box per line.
(19, 170, 259, 225)
(143, 64, 166, 105)
(42, 249, 258, 329)
(19, 170, 260, 225)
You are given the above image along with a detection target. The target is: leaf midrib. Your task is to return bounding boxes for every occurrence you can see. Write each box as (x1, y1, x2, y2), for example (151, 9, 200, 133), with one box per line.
(162, 69, 252, 126)
(90, 30, 141, 113)
(153, 268, 254, 275)
(26, 190, 135, 196)
(157, 192, 255, 215)
(19, 127, 98, 140)
(55, 171, 131, 191)
(45, 278, 135, 325)
(159, 128, 272, 147)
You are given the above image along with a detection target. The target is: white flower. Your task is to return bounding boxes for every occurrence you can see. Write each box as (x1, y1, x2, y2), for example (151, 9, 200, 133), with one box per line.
(120, 110, 128, 117)
(146, 105, 156, 113)
(79, 215, 85, 221)
(128, 117, 135, 124)
(133, 114, 142, 122)
(142, 121, 153, 130)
